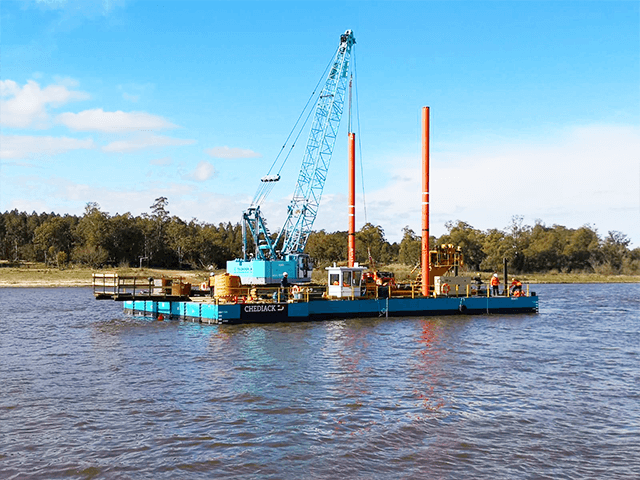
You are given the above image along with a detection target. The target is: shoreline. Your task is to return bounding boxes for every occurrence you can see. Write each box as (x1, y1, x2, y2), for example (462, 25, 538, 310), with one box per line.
(0, 266, 208, 289)
(1, 266, 638, 288)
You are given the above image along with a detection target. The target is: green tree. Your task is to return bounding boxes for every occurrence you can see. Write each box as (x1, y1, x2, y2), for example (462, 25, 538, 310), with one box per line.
(105, 213, 144, 266)
(33, 215, 77, 264)
(166, 217, 198, 268)
(563, 225, 600, 272)
(437, 221, 486, 270)
(522, 223, 565, 272)
(480, 228, 509, 271)
(398, 226, 421, 266)
(4, 210, 29, 261)
(193, 222, 242, 269)
(138, 197, 173, 267)
(356, 223, 393, 265)
(56, 251, 68, 269)
(0, 213, 7, 259)
(20, 212, 43, 261)
(625, 247, 640, 274)
(306, 230, 348, 265)
(73, 203, 109, 267)
(506, 215, 531, 272)
(599, 231, 630, 273)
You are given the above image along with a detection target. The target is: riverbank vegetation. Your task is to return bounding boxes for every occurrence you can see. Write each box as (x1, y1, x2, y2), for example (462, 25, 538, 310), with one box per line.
(1, 263, 638, 288)
(2, 199, 638, 280)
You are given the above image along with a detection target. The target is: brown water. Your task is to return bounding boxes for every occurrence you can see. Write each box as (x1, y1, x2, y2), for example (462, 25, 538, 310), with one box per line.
(1, 284, 638, 479)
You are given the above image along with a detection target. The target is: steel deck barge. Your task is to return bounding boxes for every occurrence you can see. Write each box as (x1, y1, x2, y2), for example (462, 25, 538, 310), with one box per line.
(121, 294, 538, 325)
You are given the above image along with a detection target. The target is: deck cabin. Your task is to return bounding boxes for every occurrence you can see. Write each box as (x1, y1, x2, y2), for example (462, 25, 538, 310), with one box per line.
(326, 264, 368, 298)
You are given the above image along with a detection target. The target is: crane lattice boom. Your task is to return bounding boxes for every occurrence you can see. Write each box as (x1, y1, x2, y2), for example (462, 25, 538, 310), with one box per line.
(276, 30, 356, 255)
(229, 30, 355, 284)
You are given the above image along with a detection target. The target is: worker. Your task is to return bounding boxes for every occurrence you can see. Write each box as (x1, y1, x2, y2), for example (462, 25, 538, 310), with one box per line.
(281, 272, 290, 295)
(490, 273, 500, 296)
(473, 275, 484, 296)
(510, 278, 523, 295)
(274, 272, 290, 301)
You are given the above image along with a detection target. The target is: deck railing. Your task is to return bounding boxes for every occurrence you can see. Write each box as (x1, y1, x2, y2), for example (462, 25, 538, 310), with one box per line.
(94, 273, 532, 303)
(92, 273, 190, 299)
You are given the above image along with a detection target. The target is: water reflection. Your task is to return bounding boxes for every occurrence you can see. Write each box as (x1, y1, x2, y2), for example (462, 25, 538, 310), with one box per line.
(412, 319, 447, 419)
(323, 321, 377, 436)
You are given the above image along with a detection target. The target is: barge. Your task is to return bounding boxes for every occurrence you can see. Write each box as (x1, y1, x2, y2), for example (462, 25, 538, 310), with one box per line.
(93, 29, 540, 323)
(93, 263, 538, 326)
(121, 294, 538, 325)
(92, 106, 539, 324)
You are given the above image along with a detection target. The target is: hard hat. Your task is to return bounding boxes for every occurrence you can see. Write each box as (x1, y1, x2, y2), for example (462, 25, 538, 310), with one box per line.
(493, 273, 498, 277)
(283, 272, 288, 276)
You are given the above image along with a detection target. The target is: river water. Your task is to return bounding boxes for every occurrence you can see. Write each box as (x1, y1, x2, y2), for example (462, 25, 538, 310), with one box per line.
(1, 284, 638, 479)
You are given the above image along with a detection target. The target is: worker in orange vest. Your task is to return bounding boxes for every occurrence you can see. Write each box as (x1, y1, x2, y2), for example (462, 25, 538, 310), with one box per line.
(490, 273, 500, 296)
(510, 278, 523, 296)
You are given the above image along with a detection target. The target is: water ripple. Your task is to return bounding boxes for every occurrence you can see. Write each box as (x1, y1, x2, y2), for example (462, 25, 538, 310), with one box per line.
(1, 285, 639, 479)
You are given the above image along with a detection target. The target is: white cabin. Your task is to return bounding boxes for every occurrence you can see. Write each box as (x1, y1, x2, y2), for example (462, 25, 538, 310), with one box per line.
(326, 264, 367, 298)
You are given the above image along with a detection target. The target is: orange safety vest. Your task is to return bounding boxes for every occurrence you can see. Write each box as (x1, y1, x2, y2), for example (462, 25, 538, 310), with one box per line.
(490, 276, 500, 286)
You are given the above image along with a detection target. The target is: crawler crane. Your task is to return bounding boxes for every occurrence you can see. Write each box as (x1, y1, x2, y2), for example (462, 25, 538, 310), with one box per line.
(227, 30, 356, 284)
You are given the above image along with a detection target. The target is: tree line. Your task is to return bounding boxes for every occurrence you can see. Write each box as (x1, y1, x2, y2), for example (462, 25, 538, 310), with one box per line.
(1, 199, 638, 275)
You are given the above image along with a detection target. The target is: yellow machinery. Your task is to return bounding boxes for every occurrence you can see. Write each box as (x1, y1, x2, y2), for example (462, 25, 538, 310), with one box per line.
(213, 273, 248, 302)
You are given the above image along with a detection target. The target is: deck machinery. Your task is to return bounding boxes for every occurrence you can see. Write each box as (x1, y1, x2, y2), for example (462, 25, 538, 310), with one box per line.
(227, 30, 356, 285)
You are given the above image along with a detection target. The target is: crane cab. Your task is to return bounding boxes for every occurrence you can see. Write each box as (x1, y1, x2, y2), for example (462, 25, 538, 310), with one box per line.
(326, 264, 367, 298)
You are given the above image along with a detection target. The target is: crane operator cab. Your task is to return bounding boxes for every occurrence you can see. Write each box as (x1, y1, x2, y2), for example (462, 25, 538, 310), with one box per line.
(287, 253, 313, 283)
(326, 264, 367, 298)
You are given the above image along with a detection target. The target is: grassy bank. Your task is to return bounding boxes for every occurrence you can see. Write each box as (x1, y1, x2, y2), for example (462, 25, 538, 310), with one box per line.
(0, 265, 214, 288)
(1, 263, 638, 288)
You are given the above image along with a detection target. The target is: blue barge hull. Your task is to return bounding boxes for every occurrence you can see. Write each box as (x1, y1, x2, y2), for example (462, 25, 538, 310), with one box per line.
(123, 295, 539, 325)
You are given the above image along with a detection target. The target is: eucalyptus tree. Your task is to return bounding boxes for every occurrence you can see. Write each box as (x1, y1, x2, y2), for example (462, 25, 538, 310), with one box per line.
(33, 215, 78, 264)
(355, 223, 393, 265)
(398, 226, 421, 266)
(73, 203, 109, 267)
(306, 230, 349, 266)
(437, 221, 486, 271)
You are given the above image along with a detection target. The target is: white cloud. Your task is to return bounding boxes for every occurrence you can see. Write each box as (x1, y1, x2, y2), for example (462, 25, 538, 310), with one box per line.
(52, 76, 81, 88)
(0, 134, 95, 159)
(205, 146, 261, 159)
(51, 179, 197, 208)
(0, 79, 89, 128)
(101, 133, 195, 153)
(57, 108, 177, 132)
(341, 123, 640, 245)
(2, 175, 249, 224)
(117, 82, 154, 103)
(184, 161, 216, 182)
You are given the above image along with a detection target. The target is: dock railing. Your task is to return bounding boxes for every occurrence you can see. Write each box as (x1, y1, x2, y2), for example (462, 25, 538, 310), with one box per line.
(92, 273, 190, 300)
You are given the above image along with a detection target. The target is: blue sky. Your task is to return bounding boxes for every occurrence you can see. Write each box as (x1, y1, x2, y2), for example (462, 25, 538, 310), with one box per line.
(2, 0, 639, 246)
